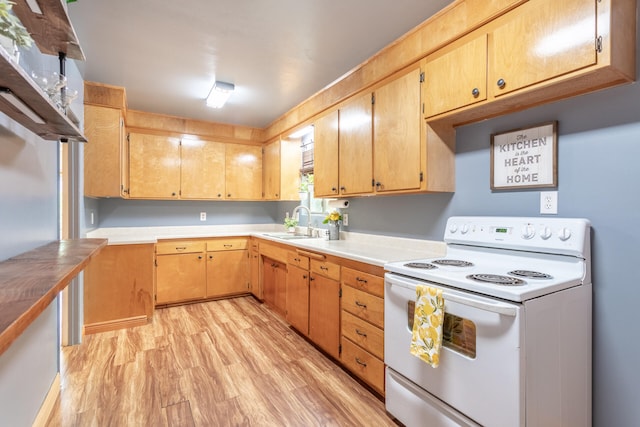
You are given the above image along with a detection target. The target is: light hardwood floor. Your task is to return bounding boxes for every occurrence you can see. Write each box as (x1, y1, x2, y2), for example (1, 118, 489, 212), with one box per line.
(46, 297, 398, 426)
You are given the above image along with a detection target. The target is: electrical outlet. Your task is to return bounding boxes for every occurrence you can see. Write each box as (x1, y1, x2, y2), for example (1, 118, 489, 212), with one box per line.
(540, 191, 558, 215)
(343, 213, 349, 226)
(200, 212, 207, 221)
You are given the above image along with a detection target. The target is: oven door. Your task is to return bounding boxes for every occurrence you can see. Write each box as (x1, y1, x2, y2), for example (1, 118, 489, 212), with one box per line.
(384, 273, 524, 427)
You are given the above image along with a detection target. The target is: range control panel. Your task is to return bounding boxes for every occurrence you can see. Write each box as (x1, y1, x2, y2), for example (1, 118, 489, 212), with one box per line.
(444, 216, 591, 257)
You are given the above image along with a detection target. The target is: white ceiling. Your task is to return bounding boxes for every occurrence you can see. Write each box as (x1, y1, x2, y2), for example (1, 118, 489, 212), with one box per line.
(68, 0, 453, 129)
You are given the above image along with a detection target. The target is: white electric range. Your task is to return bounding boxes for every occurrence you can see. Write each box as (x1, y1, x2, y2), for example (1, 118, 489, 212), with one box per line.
(384, 216, 592, 427)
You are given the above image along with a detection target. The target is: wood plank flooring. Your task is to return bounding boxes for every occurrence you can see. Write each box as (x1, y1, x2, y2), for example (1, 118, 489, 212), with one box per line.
(46, 297, 398, 426)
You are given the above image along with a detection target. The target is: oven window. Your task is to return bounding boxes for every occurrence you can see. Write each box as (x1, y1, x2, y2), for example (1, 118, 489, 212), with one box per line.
(408, 301, 477, 359)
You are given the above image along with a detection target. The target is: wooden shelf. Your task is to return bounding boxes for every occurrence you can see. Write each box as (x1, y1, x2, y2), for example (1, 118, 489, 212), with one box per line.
(0, 46, 86, 141)
(0, 239, 107, 356)
(11, 0, 85, 61)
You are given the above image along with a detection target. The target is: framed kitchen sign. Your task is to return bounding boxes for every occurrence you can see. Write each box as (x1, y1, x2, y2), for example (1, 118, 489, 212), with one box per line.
(490, 121, 558, 190)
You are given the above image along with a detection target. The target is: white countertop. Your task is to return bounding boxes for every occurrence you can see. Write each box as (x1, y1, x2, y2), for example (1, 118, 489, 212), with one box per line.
(86, 224, 446, 267)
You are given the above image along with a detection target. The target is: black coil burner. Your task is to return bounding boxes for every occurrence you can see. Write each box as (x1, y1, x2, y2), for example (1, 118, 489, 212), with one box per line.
(467, 274, 526, 286)
(404, 262, 437, 270)
(432, 259, 474, 267)
(508, 270, 553, 279)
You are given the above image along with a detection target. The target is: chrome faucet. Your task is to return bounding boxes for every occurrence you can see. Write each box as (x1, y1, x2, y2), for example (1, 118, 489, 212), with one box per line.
(292, 205, 313, 236)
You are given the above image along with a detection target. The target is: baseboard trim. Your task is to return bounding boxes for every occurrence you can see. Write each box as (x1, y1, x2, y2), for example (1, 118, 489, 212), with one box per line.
(32, 372, 60, 427)
(83, 315, 148, 335)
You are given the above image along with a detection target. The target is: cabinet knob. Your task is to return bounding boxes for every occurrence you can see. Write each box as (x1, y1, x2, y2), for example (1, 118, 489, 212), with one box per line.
(331, 187, 337, 193)
(171, 192, 177, 197)
(472, 87, 480, 97)
(217, 193, 222, 198)
(209, 255, 213, 259)
(303, 275, 307, 279)
(198, 255, 203, 260)
(227, 194, 231, 197)
(275, 193, 279, 197)
(340, 186, 346, 192)
(375, 182, 381, 188)
(497, 78, 506, 89)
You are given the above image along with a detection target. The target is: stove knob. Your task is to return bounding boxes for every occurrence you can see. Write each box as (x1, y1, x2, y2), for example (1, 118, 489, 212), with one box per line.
(558, 227, 572, 241)
(539, 226, 552, 240)
(521, 224, 535, 239)
(449, 223, 458, 234)
(461, 224, 470, 234)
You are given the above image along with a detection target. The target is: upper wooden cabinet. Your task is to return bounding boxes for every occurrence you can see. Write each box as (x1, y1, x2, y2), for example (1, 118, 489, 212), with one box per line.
(339, 92, 374, 196)
(84, 104, 127, 198)
(263, 136, 303, 200)
(373, 66, 423, 193)
(263, 138, 281, 200)
(225, 143, 263, 200)
(423, 0, 635, 124)
(490, 0, 596, 97)
(181, 139, 226, 200)
(128, 132, 181, 199)
(313, 110, 340, 197)
(423, 34, 488, 118)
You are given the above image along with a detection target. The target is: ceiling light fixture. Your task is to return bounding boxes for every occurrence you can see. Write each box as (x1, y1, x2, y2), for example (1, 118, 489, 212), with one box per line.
(0, 88, 46, 124)
(206, 81, 235, 109)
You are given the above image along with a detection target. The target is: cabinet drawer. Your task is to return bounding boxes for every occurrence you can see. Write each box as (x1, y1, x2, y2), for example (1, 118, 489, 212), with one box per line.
(156, 241, 206, 255)
(341, 310, 384, 360)
(342, 267, 383, 298)
(341, 337, 385, 395)
(260, 242, 288, 263)
(287, 252, 310, 270)
(310, 259, 341, 281)
(206, 238, 248, 251)
(342, 286, 384, 328)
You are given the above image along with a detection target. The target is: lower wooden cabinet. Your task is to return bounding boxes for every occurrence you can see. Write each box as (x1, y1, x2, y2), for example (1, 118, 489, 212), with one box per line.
(263, 257, 287, 316)
(84, 243, 154, 334)
(155, 238, 250, 306)
(309, 259, 341, 360)
(286, 264, 310, 334)
(340, 266, 385, 395)
(155, 242, 207, 305)
(249, 239, 260, 298)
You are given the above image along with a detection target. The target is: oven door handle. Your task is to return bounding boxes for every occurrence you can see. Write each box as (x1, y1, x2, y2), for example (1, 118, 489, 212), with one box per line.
(386, 274, 518, 317)
(442, 292, 517, 317)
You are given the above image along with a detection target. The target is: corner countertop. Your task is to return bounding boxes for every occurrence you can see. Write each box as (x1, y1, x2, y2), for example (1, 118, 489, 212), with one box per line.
(86, 224, 446, 267)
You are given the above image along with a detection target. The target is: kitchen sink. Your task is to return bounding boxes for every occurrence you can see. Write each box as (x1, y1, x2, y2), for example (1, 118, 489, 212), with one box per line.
(263, 232, 318, 240)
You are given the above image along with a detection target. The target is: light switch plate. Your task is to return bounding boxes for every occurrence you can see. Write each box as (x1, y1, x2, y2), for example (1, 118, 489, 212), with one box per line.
(540, 191, 558, 215)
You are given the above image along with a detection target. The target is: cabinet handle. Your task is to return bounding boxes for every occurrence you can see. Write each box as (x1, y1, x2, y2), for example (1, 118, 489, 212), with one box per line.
(472, 87, 480, 97)
(355, 357, 367, 367)
(320, 266, 329, 271)
(175, 246, 187, 251)
(355, 329, 367, 337)
(497, 78, 506, 89)
(356, 277, 368, 284)
(224, 244, 233, 248)
(355, 301, 367, 309)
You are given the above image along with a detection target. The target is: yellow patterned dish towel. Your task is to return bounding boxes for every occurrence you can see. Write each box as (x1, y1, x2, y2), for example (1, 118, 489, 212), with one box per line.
(410, 285, 445, 368)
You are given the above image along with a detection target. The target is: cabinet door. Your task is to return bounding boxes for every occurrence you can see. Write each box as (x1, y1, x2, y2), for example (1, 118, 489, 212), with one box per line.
(262, 257, 287, 316)
(373, 67, 423, 193)
(262, 138, 281, 200)
(128, 132, 181, 199)
(181, 139, 225, 199)
(155, 252, 206, 305)
(491, 0, 596, 97)
(84, 105, 125, 198)
(250, 248, 260, 298)
(280, 138, 302, 201)
(423, 34, 487, 117)
(206, 250, 249, 297)
(286, 265, 310, 335)
(309, 274, 341, 359)
(314, 110, 340, 197)
(339, 93, 373, 195)
(225, 144, 263, 200)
